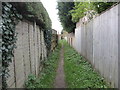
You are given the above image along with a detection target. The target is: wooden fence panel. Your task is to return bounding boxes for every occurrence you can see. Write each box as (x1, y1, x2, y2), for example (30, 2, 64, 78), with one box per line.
(41, 31, 44, 62)
(75, 26, 81, 53)
(14, 21, 25, 88)
(34, 24, 39, 76)
(6, 18, 54, 88)
(29, 22, 35, 75)
(93, 6, 118, 87)
(22, 21, 31, 80)
(73, 4, 119, 88)
(36, 26, 40, 75)
(81, 25, 87, 57)
(37, 28, 42, 72)
(7, 60, 15, 87)
(86, 20, 93, 64)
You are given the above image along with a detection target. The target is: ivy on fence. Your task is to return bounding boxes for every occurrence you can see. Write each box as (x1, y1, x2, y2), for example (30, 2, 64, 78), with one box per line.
(1, 2, 22, 89)
(43, 29, 52, 56)
(1, 2, 53, 89)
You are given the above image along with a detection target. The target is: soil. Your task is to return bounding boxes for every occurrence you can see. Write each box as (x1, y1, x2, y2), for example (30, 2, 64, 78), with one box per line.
(54, 44, 66, 88)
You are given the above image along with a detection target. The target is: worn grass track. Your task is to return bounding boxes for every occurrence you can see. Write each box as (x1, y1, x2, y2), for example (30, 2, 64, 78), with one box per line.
(54, 43, 66, 88)
(25, 40, 109, 88)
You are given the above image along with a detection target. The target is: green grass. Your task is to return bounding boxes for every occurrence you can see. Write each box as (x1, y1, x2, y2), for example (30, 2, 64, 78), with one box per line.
(25, 43, 61, 88)
(63, 40, 109, 88)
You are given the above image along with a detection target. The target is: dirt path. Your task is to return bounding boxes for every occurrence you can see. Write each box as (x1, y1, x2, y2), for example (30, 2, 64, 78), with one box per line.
(54, 44, 66, 88)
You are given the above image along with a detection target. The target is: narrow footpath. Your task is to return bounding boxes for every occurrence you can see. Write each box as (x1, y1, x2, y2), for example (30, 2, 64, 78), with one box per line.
(54, 44, 66, 88)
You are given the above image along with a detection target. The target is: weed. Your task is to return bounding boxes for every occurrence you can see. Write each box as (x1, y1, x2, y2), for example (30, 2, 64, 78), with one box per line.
(25, 43, 61, 88)
(63, 40, 109, 88)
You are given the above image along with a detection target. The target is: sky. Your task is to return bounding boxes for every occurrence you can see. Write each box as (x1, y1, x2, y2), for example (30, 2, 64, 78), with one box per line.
(41, 0, 63, 34)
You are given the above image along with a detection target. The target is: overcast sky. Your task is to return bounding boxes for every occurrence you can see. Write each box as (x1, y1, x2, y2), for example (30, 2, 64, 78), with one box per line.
(41, 0, 63, 34)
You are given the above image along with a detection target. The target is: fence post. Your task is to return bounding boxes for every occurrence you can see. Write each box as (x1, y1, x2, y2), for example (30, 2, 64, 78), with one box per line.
(33, 20, 37, 76)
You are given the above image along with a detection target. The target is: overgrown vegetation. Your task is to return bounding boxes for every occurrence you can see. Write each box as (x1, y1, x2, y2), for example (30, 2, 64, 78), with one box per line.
(1, 2, 22, 89)
(25, 43, 61, 88)
(57, 2, 76, 33)
(63, 40, 109, 88)
(11, 2, 52, 30)
(1, 2, 52, 89)
(70, 2, 117, 23)
(11, 2, 52, 54)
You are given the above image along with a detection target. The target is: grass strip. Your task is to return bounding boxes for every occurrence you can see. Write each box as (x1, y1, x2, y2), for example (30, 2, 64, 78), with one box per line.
(63, 40, 109, 88)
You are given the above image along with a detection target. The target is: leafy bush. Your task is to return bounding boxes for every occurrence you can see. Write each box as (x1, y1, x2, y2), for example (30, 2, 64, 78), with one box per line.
(25, 74, 39, 88)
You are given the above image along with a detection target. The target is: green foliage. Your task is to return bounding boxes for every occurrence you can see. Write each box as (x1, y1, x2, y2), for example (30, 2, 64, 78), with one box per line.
(1, 2, 52, 89)
(25, 2, 52, 30)
(24, 2, 52, 54)
(43, 29, 52, 55)
(11, 2, 52, 30)
(63, 40, 109, 88)
(2, 2, 22, 89)
(57, 2, 76, 33)
(25, 74, 38, 88)
(93, 2, 117, 14)
(25, 44, 61, 88)
(70, 2, 117, 23)
(11, 2, 53, 55)
(70, 2, 95, 22)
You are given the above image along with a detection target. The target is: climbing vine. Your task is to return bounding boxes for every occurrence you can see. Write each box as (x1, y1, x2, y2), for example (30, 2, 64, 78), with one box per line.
(1, 2, 53, 89)
(11, 2, 52, 56)
(1, 2, 22, 89)
(43, 29, 52, 56)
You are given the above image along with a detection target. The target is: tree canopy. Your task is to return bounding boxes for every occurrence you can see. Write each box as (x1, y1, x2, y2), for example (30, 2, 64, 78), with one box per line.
(57, 2, 76, 33)
(70, 2, 117, 23)
(93, 2, 117, 14)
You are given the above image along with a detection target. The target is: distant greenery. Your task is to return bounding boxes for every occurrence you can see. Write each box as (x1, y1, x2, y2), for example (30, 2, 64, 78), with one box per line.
(63, 40, 109, 88)
(70, 2, 117, 22)
(57, 2, 76, 33)
(25, 43, 61, 88)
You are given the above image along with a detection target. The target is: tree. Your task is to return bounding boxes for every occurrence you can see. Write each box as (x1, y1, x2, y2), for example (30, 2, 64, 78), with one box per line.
(70, 2, 95, 22)
(57, 2, 76, 33)
(70, 2, 117, 23)
(93, 2, 117, 14)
